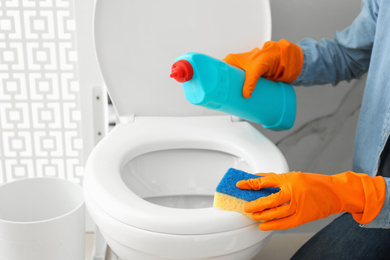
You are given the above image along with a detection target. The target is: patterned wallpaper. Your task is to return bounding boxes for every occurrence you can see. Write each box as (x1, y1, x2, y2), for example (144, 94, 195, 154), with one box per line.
(0, 0, 84, 184)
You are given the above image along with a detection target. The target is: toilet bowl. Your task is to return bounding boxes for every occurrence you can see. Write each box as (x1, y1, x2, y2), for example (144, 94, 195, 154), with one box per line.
(84, 0, 288, 259)
(84, 116, 288, 259)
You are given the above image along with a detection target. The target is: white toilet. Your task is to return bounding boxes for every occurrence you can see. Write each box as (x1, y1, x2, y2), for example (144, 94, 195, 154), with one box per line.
(84, 0, 289, 259)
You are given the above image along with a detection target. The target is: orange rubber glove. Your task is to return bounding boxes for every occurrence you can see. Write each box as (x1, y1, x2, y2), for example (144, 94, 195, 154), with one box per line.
(223, 39, 303, 98)
(236, 171, 386, 231)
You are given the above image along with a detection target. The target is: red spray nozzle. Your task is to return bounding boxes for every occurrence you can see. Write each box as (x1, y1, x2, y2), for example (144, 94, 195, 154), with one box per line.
(170, 59, 193, 83)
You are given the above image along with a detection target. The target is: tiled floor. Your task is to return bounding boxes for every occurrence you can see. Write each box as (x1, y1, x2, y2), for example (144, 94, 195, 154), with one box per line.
(85, 233, 312, 260)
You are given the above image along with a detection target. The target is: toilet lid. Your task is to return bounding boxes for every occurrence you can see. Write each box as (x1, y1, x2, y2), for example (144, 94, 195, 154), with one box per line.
(94, 0, 271, 118)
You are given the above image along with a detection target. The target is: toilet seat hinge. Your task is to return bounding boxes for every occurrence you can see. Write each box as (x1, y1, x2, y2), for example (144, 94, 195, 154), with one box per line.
(230, 115, 243, 122)
(119, 114, 136, 124)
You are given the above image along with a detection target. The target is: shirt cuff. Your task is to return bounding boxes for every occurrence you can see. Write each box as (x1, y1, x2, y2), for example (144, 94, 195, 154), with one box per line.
(291, 43, 308, 86)
(361, 177, 390, 228)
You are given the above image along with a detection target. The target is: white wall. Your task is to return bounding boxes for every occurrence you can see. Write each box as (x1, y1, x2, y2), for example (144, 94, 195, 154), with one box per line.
(271, 0, 361, 42)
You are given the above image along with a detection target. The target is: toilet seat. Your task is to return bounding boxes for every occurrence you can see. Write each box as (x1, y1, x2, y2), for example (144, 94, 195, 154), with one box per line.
(84, 116, 288, 235)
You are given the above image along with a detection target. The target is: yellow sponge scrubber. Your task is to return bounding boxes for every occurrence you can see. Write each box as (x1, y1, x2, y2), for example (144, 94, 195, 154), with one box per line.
(213, 168, 279, 218)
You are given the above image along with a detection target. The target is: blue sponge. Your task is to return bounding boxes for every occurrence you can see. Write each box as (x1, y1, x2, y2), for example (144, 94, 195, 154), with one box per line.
(213, 168, 280, 217)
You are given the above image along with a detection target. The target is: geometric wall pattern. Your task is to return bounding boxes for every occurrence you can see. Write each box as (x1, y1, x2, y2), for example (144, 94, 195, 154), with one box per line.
(0, 0, 84, 184)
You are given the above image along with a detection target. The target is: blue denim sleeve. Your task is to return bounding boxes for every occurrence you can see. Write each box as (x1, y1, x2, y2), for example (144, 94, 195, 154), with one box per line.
(361, 177, 390, 228)
(292, 0, 378, 86)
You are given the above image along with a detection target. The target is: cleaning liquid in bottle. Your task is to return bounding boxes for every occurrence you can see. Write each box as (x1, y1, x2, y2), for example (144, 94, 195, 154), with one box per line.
(170, 52, 296, 131)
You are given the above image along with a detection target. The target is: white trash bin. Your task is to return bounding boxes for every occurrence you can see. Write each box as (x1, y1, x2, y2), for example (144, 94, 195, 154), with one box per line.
(0, 178, 85, 260)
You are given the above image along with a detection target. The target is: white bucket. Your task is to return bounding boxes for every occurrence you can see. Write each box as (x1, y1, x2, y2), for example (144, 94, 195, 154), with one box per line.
(0, 178, 85, 260)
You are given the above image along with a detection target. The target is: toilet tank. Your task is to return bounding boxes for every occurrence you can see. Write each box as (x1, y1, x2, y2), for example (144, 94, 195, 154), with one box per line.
(94, 0, 272, 118)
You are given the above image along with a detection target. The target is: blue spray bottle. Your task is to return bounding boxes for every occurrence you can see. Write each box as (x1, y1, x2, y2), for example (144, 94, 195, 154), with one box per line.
(170, 52, 296, 131)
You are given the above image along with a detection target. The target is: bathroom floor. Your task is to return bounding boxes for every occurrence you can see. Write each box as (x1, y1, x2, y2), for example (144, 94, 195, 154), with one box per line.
(85, 232, 312, 260)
